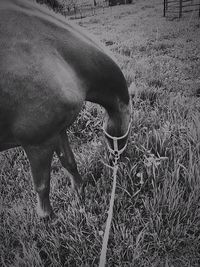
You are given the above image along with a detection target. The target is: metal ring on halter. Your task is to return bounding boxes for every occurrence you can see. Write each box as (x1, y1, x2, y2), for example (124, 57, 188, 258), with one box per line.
(103, 100, 133, 158)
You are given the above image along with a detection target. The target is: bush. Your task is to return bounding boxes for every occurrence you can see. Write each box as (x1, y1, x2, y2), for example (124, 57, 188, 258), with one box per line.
(36, 0, 63, 12)
(108, 0, 132, 7)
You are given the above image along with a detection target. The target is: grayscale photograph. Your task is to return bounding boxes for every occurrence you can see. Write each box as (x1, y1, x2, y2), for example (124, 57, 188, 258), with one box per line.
(0, 0, 200, 266)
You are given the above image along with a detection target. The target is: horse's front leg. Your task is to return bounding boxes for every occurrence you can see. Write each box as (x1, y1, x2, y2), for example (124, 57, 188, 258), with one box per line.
(24, 143, 55, 218)
(55, 130, 84, 199)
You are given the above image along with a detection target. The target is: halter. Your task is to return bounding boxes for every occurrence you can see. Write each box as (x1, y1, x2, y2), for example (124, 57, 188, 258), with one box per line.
(102, 101, 133, 159)
(103, 120, 132, 158)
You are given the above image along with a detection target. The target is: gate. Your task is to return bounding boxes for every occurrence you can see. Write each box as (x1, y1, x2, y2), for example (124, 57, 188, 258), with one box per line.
(163, 0, 200, 18)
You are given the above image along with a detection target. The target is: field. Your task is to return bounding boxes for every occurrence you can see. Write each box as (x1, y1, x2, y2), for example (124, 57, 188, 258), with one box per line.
(1, 0, 200, 266)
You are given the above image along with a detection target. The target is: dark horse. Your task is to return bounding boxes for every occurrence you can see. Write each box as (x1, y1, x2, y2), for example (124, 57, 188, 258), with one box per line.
(0, 0, 132, 218)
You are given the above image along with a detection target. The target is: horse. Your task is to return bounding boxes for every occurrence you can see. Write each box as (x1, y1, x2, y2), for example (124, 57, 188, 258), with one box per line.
(0, 0, 132, 218)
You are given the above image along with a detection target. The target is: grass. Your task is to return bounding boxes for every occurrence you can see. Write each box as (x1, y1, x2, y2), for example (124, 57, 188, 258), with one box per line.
(1, 0, 200, 266)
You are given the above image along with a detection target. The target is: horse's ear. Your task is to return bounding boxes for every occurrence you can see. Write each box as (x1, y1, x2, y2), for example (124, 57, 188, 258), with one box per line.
(128, 81, 137, 97)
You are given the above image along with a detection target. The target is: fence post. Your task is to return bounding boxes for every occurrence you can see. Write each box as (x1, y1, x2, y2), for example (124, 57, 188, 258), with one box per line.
(199, 0, 200, 17)
(164, 0, 166, 16)
(74, 4, 76, 19)
(179, 0, 182, 18)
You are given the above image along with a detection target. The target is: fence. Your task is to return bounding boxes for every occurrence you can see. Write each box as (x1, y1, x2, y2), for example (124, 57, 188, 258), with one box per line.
(36, 0, 133, 19)
(60, 0, 132, 19)
(64, 1, 109, 19)
(163, 0, 200, 18)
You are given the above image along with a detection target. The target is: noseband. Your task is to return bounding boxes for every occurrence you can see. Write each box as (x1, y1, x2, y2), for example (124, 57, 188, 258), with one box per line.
(103, 101, 132, 158)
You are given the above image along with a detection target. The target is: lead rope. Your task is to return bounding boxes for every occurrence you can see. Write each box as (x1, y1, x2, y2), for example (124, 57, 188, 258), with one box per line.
(99, 154, 119, 267)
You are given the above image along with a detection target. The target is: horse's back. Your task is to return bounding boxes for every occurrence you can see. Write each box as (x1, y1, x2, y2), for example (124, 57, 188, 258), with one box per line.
(0, 1, 86, 145)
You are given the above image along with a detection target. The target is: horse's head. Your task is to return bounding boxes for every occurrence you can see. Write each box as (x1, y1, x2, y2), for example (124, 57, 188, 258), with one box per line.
(103, 99, 132, 160)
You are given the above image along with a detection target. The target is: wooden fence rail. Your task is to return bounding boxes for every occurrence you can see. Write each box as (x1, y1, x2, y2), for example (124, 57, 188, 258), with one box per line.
(164, 0, 200, 17)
